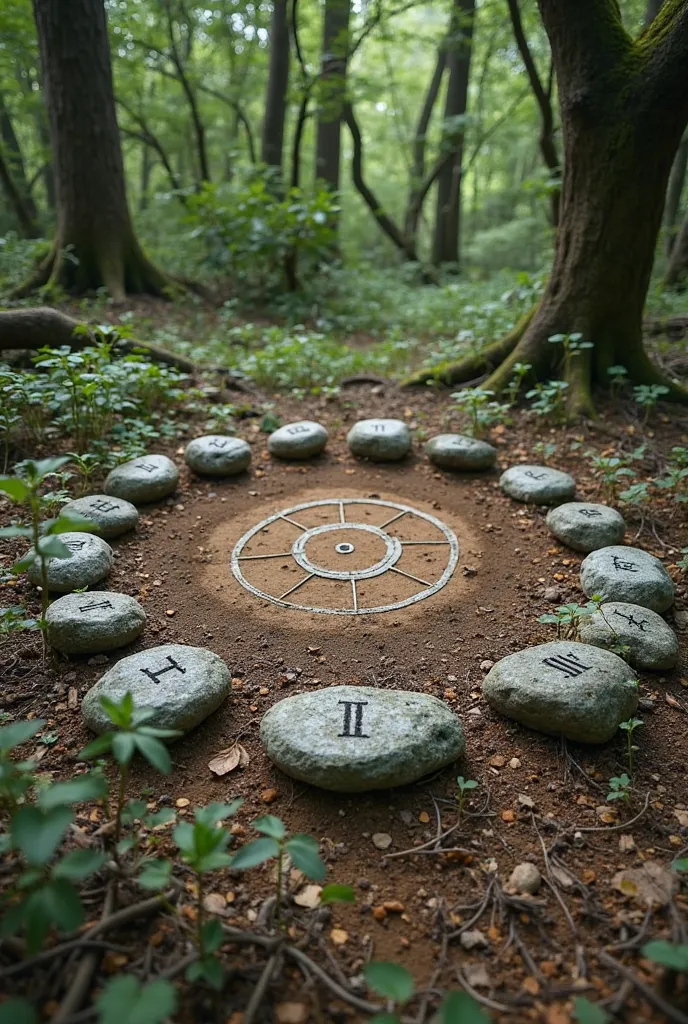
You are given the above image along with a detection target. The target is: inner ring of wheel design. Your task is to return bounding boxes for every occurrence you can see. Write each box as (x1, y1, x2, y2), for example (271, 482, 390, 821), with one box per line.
(230, 498, 459, 616)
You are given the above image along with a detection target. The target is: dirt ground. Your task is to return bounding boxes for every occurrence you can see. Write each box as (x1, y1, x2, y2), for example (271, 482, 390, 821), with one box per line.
(2, 381, 688, 1023)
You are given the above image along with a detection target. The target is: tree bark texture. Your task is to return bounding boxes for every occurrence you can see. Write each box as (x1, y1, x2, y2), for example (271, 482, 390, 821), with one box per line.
(0, 144, 41, 239)
(315, 0, 350, 193)
(404, 44, 446, 242)
(431, 0, 475, 267)
(0, 92, 41, 234)
(24, 0, 170, 299)
(262, 0, 291, 174)
(664, 134, 687, 253)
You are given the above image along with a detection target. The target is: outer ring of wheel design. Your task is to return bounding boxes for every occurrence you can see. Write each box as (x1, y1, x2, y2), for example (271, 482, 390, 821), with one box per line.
(230, 498, 459, 616)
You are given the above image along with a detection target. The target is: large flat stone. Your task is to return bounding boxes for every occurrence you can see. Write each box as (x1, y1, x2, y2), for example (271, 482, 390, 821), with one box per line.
(185, 436, 251, 477)
(580, 545, 675, 613)
(546, 502, 625, 553)
(500, 465, 576, 506)
(482, 642, 638, 743)
(347, 419, 411, 462)
(425, 434, 497, 471)
(104, 455, 179, 504)
(46, 592, 146, 654)
(27, 533, 113, 593)
(82, 644, 230, 734)
(578, 601, 679, 670)
(61, 495, 139, 539)
(260, 685, 464, 792)
(268, 421, 328, 459)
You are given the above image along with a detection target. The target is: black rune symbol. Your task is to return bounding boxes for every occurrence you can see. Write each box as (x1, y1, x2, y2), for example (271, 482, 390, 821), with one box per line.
(209, 438, 228, 449)
(338, 700, 370, 738)
(65, 539, 86, 552)
(524, 470, 547, 480)
(612, 609, 648, 631)
(612, 555, 638, 573)
(577, 508, 603, 518)
(79, 599, 113, 613)
(140, 655, 187, 685)
(89, 500, 119, 513)
(287, 425, 309, 435)
(542, 651, 592, 678)
(373, 424, 385, 433)
(136, 461, 156, 473)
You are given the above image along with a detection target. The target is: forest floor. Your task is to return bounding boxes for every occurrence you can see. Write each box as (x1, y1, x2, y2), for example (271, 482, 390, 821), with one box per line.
(1, 302, 688, 1024)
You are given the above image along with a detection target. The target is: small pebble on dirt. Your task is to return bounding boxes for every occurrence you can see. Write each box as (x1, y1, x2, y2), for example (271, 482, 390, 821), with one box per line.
(372, 833, 393, 850)
(460, 928, 488, 950)
(508, 862, 542, 895)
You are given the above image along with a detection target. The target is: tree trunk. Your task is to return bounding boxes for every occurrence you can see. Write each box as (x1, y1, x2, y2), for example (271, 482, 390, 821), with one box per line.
(404, 45, 447, 243)
(0, 144, 41, 239)
(19, 0, 170, 300)
(315, 0, 350, 196)
(0, 92, 41, 233)
(406, 0, 688, 412)
(664, 209, 688, 288)
(664, 135, 687, 253)
(139, 141, 153, 211)
(431, 0, 476, 268)
(262, 0, 290, 176)
(644, 0, 664, 28)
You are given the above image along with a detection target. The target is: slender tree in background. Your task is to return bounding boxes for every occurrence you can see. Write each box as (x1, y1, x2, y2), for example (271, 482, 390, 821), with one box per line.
(404, 44, 447, 245)
(664, 207, 688, 288)
(431, 0, 475, 268)
(664, 134, 687, 254)
(16, 0, 170, 299)
(409, 0, 688, 412)
(262, 0, 290, 178)
(0, 91, 40, 236)
(315, 0, 350, 202)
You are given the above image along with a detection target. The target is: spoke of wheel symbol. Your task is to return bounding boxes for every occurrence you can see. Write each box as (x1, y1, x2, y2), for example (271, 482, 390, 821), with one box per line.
(238, 552, 293, 560)
(351, 579, 358, 612)
(389, 565, 432, 587)
(339, 501, 346, 524)
(278, 514, 308, 531)
(401, 540, 450, 546)
(279, 574, 315, 601)
(379, 509, 409, 529)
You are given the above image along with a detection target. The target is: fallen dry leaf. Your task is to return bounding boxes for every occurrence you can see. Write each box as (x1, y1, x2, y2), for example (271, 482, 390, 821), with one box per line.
(175, 797, 190, 808)
(619, 834, 636, 853)
(293, 885, 321, 909)
(463, 962, 492, 989)
(208, 742, 250, 777)
(595, 805, 618, 824)
(551, 865, 574, 889)
(612, 861, 677, 906)
(518, 794, 535, 809)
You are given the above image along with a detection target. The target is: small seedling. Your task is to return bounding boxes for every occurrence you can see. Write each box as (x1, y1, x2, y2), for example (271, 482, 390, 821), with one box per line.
(451, 387, 508, 437)
(364, 961, 490, 1023)
(641, 939, 688, 972)
(606, 365, 628, 397)
(456, 776, 478, 826)
(633, 383, 669, 424)
(619, 717, 643, 773)
(572, 996, 611, 1023)
(525, 379, 569, 422)
(606, 773, 631, 802)
(505, 361, 532, 404)
(538, 602, 595, 640)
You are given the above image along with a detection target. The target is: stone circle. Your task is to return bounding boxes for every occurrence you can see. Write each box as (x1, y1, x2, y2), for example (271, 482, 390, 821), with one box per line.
(580, 545, 675, 613)
(578, 601, 679, 670)
(267, 420, 328, 460)
(61, 495, 139, 539)
(260, 685, 465, 791)
(482, 641, 638, 743)
(104, 454, 179, 505)
(546, 502, 625, 553)
(46, 592, 146, 654)
(27, 533, 113, 593)
(500, 464, 576, 505)
(185, 435, 251, 477)
(82, 643, 230, 734)
(425, 434, 497, 471)
(347, 419, 411, 462)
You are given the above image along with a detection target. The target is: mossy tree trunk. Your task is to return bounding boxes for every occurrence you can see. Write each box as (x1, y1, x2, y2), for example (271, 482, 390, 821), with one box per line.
(17, 0, 171, 301)
(407, 0, 688, 412)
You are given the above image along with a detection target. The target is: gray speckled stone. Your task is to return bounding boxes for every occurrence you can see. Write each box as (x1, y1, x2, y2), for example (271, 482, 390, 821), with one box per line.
(546, 502, 625, 553)
(268, 421, 328, 459)
(260, 685, 464, 792)
(104, 455, 179, 505)
(578, 601, 679, 671)
(347, 419, 410, 462)
(425, 434, 497, 471)
(580, 546, 675, 613)
(482, 642, 638, 743)
(26, 533, 113, 593)
(61, 495, 139, 539)
(82, 644, 230, 734)
(46, 592, 146, 654)
(185, 435, 251, 477)
(500, 465, 576, 506)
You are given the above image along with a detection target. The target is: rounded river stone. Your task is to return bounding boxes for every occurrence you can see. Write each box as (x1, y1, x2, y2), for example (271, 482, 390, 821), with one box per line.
(82, 644, 230, 734)
(61, 495, 139, 539)
(482, 641, 638, 744)
(425, 434, 497, 471)
(580, 545, 675, 613)
(268, 420, 329, 460)
(27, 533, 113, 593)
(578, 601, 679, 671)
(104, 455, 179, 504)
(46, 591, 146, 654)
(260, 685, 464, 792)
(347, 419, 410, 462)
(500, 464, 576, 506)
(546, 501, 625, 553)
(185, 435, 251, 477)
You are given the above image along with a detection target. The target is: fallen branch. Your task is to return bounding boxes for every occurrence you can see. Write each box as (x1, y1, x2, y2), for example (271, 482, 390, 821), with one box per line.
(598, 949, 688, 1024)
(574, 791, 651, 833)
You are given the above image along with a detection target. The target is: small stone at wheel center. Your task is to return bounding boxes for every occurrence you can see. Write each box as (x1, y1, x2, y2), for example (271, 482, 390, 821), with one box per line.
(335, 542, 355, 554)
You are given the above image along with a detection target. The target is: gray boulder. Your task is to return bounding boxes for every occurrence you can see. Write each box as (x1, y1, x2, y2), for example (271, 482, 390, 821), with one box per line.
(546, 502, 625, 553)
(82, 644, 230, 734)
(46, 592, 146, 654)
(482, 641, 638, 743)
(268, 421, 328, 459)
(580, 545, 675, 613)
(185, 436, 251, 477)
(104, 455, 179, 504)
(500, 465, 576, 506)
(578, 601, 679, 670)
(61, 495, 139, 539)
(425, 434, 497, 471)
(347, 419, 410, 462)
(27, 533, 113, 593)
(260, 685, 464, 792)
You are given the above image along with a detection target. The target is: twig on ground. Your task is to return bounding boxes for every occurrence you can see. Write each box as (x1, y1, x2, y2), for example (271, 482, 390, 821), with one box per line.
(455, 966, 519, 1013)
(598, 949, 688, 1024)
(49, 884, 115, 1024)
(242, 953, 279, 1024)
(574, 791, 651, 833)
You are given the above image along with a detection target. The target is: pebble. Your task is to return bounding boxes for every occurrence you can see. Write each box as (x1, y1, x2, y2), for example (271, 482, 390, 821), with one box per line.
(425, 434, 497, 471)
(482, 641, 639, 743)
(82, 643, 230, 734)
(260, 685, 464, 792)
(26, 532, 113, 593)
(104, 454, 179, 505)
(546, 502, 626, 553)
(46, 591, 146, 654)
(372, 833, 393, 850)
(268, 420, 328, 459)
(460, 929, 488, 950)
(508, 862, 542, 895)
(61, 495, 138, 539)
(580, 545, 675, 613)
(500, 464, 576, 506)
(578, 601, 679, 670)
(184, 435, 251, 477)
(347, 419, 411, 462)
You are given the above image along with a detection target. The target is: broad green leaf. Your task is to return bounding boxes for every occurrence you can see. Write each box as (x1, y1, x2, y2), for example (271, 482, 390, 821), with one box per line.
(112, 731, 137, 765)
(0, 477, 30, 502)
(440, 991, 491, 1023)
(197, 851, 234, 872)
(320, 883, 355, 905)
(32, 457, 71, 479)
(134, 735, 172, 775)
(41, 878, 84, 932)
(100, 692, 134, 728)
(0, 524, 32, 537)
(13, 550, 36, 574)
(137, 859, 173, 891)
(0, 998, 37, 1024)
(285, 834, 326, 881)
(53, 850, 106, 881)
(231, 837, 279, 870)
(38, 774, 107, 810)
(253, 814, 285, 840)
(672, 858, 688, 873)
(0, 719, 46, 752)
(78, 734, 114, 760)
(172, 820, 195, 853)
(641, 940, 688, 972)
(36, 535, 71, 559)
(369, 1016, 400, 1024)
(145, 809, 176, 827)
(11, 806, 73, 867)
(96, 975, 178, 1024)
(201, 917, 224, 954)
(363, 962, 414, 1003)
(49, 512, 94, 533)
(572, 996, 610, 1024)
(195, 800, 243, 826)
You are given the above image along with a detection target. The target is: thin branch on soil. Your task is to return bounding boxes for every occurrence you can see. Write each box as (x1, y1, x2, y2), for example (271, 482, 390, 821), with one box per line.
(49, 884, 115, 1024)
(242, 952, 279, 1024)
(574, 791, 651, 833)
(285, 945, 383, 1014)
(598, 949, 688, 1024)
(454, 966, 518, 1013)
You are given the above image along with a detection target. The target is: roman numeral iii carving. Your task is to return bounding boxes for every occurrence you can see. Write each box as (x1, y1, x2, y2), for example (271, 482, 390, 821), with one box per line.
(542, 651, 592, 678)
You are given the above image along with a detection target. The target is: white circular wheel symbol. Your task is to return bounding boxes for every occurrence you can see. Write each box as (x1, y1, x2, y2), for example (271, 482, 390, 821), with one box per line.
(230, 498, 459, 616)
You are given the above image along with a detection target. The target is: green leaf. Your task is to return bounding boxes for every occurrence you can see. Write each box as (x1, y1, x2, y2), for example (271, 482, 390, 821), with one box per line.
(195, 800, 243, 826)
(672, 858, 688, 873)
(363, 962, 415, 1003)
(134, 734, 172, 775)
(186, 954, 224, 989)
(572, 996, 611, 1024)
(369, 1016, 400, 1024)
(0, 477, 30, 502)
(112, 731, 137, 765)
(13, 550, 37, 574)
(78, 734, 114, 760)
(0, 525, 32, 537)
(49, 512, 94, 533)
(41, 878, 84, 932)
(440, 991, 491, 1023)
(145, 809, 176, 828)
(641, 940, 688, 972)
(253, 814, 286, 840)
(320, 883, 356, 905)
(197, 851, 234, 872)
(285, 834, 326, 881)
(137, 859, 173, 891)
(36, 535, 71, 559)
(96, 975, 178, 1024)
(38, 774, 107, 810)
(53, 850, 106, 881)
(201, 917, 224, 954)
(0, 719, 46, 752)
(100, 692, 134, 728)
(0, 999, 37, 1024)
(231, 837, 280, 870)
(32, 457, 71, 479)
(11, 806, 73, 867)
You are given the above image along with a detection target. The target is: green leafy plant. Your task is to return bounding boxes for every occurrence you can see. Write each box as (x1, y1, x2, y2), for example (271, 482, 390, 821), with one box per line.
(642, 939, 688, 972)
(606, 773, 631, 803)
(0, 605, 38, 635)
(619, 717, 643, 773)
(548, 332, 593, 383)
(572, 996, 611, 1024)
(606, 365, 628, 398)
(633, 383, 669, 424)
(363, 961, 490, 1022)
(538, 602, 595, 640)
(505, 361, 532, 404)
(532, 440, 558, 464)
(525, 379, 569, 422)
(451, 387, 509, 437)
(456, 776, 478, 827)
(585, 451, 633, 501)
(95, 975, 178, 1024)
